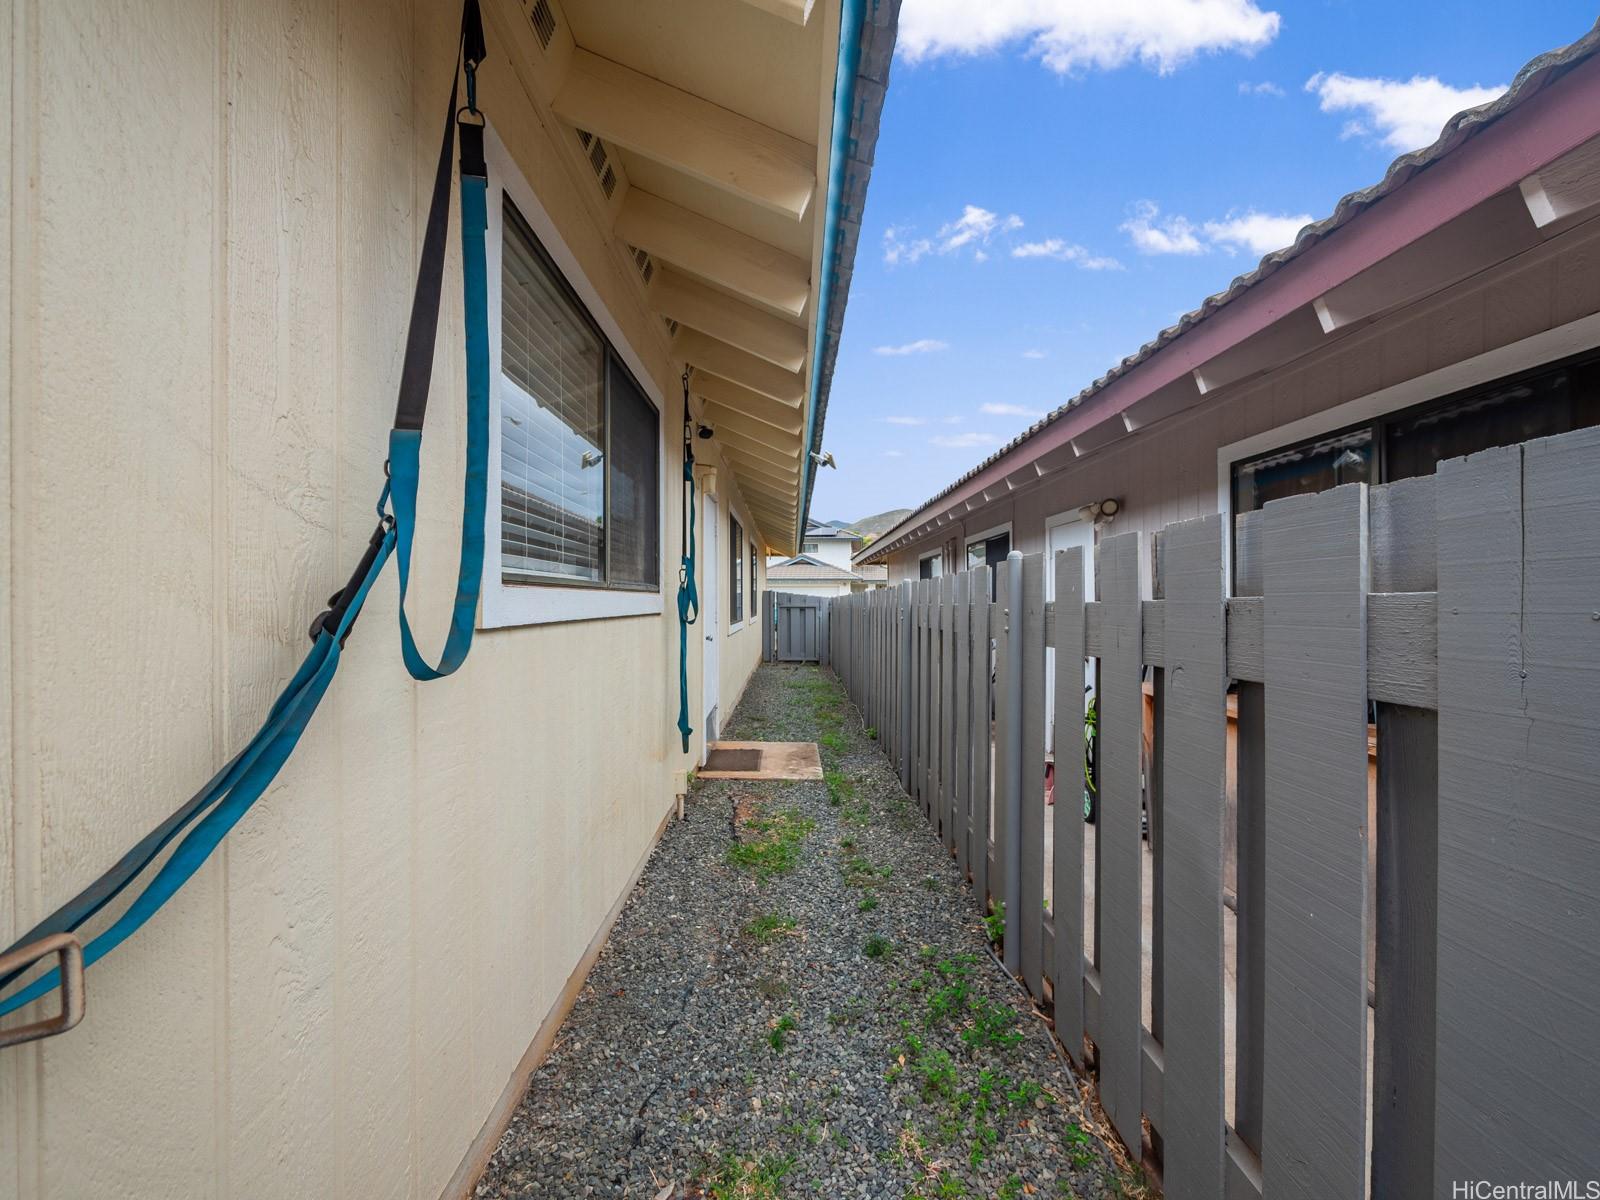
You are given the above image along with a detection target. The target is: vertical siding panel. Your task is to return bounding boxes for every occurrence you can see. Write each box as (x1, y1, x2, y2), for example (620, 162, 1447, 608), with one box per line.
(1434, 429, 1600, 1185)
(1261, 484, 1370, 1200)
(1051, 549, 1086, 1063)
(1018, 553, 1046, 996)
(1097, 531, 1146, 1151)
(335, 0, 415, 1193)
(0, 0, 20, 1191)
(991, 565, 1012, 919)
(222, 0, 342, 1192)
(1157, 516, 1227, 1199)
(29, 3, 223, 1195)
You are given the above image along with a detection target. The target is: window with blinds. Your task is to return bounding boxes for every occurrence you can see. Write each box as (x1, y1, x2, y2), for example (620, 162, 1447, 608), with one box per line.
(729, 515, 745, 624)
(499, 197, 659, 590)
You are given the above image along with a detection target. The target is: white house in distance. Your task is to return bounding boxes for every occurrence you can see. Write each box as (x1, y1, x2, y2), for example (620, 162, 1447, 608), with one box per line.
(767, 519, 887, 595)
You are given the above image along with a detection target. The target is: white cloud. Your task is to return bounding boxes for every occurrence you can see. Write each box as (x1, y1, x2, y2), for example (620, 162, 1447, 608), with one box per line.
(1305, 71, 1505, 152)
(882, 224, 932, 266)
(874, 338, 950, 356)
(1121, 200, 1310, 258)
(1120, 200, 1204, 255)
(938, 206, 1024, 253)
(898, 0, 1280, 75)
(1011, 238, 1123, 270)
(883, 205, 1024, 266)
(1201, 210, 1313, 256)
(882, 415, 927, 426)
(1238, 79, 1284, 96)
(1022, 348, 1048, 360)
(941, 415, 963, 424)
(981, 402, 1045, 418)
(883, 449, 905, 458)
(931, 432, 1000, 449)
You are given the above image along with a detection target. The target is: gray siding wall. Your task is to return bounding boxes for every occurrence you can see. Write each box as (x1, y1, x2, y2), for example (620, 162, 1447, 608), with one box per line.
(886, 212, 1600, 582)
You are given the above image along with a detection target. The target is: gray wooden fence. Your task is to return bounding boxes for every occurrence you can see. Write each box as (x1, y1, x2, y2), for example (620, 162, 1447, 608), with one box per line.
(824, 426, 1600, 1200)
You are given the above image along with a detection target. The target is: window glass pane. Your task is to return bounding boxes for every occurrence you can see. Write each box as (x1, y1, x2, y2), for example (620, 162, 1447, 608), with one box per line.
(606, 356, 659, 587)
(1232, 426, 1373, 515)
(1384, 357, 1600, 482)
(500, 199, 604, 583)
(729, 516, 744, 624)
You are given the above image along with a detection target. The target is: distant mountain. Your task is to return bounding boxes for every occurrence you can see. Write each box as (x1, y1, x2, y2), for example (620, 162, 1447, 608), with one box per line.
(821, 508, 913, 542)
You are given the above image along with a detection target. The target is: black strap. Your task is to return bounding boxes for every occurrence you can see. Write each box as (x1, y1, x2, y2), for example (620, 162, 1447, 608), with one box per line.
(393, 0, 486, 433)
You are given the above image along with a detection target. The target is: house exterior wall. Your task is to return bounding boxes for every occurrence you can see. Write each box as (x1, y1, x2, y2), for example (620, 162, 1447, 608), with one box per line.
(885, 209, 1600, 584)
(0, 2, 769, 1196)
(775, 534, 855, 571)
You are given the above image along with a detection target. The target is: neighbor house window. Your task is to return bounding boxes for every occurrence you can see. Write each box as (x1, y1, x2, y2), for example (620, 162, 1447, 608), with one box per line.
(965, 528, 1011, 599)
(729, 514, 745, 625)
(802, 541, 820, 554)
(499, 196, 660, 590)
(1231, 349, 1600, 516)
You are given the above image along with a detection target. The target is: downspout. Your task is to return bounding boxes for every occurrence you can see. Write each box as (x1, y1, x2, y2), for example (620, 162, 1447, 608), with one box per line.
(798, 0, 869, 541)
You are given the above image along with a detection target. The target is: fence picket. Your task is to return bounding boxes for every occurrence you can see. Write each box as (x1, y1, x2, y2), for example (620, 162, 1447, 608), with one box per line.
(1020, 553, 1047, 996)
(1434, 429, 1600, 1185)
(1261, 483, 1370, 1200)
(953, 571, 972, 874)
(1157, 516, 1228, 1199)
(942, 571, 958, 849)
(1097, 530, 1147, 1151)
(971, 568, 992, 908)
(1051, 549, 1087, 1064)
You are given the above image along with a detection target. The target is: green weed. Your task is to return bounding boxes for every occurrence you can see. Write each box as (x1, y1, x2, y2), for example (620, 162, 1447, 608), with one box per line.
(768, 1012, 798, 1052)
(704, 1152, 795, 1200)
(727, 807, 815, 882)
(863, 934, 893, 959)
(744, 913, 798, 945)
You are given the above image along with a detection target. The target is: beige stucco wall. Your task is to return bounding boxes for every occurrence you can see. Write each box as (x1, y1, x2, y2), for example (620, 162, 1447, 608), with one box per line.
(885, 210, 1600, 585)
(0, 1, 768, 1195)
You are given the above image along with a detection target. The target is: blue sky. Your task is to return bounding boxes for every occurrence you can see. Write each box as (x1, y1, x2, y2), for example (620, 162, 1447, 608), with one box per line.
(809, 0, 1600, 524)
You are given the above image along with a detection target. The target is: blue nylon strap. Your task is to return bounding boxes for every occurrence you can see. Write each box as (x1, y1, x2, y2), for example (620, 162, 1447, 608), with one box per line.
(676, 447, 699, 752)
(0, 22, 490, 1018)
(390, 170, 490, 682)
(0, 530, 396, 1017)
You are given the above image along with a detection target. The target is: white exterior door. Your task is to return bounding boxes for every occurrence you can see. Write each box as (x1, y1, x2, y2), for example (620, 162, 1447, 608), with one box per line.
(1045, 515, 1096, 752)
(702, 493, 720, 751)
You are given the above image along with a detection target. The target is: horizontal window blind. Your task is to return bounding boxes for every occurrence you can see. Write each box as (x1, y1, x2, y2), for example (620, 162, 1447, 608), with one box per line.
(501, 199, 605, 583)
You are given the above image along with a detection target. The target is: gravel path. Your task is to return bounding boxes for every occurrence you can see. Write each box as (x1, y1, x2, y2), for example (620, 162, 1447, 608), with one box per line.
(474, 663, 1135, 1200)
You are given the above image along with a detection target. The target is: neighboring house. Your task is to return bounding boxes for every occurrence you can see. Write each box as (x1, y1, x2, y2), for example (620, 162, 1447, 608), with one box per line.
(1, 1, 899, 1196)
(772, 518, 862, 571)
(768, 553, 863, 597)
(860, 28, 1600, 609)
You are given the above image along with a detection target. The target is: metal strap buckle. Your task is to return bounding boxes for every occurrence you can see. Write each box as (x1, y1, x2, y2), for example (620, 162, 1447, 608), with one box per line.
(0, 933, 86, 1049)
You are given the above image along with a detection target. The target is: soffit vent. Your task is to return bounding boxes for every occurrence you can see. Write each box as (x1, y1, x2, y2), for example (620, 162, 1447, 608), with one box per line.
(630, 245, 655, 285)
(575, 129, 617, 199)
(529, 0, 557, 49)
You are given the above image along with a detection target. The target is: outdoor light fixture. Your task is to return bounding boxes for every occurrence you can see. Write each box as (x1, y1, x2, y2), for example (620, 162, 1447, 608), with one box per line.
(1078, 497, 1122, 524)
(696, 423, 714, 440)
(810, 451, 837, 469)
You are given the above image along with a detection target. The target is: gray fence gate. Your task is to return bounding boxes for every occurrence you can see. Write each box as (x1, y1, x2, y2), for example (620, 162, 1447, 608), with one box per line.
(764, 591, 828, 663)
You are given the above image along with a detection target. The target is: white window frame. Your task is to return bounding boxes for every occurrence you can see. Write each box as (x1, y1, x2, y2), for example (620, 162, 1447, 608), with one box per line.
(964, 521, 1014, 567)
(917, 549, 944, 578)
(1213, 311, 1600, 593)
(480, 124, 666, 628)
